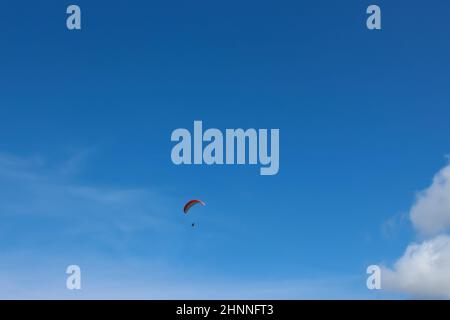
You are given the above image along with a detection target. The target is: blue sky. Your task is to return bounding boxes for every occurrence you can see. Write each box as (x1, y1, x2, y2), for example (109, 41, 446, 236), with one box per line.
(1, 0, 450, 299)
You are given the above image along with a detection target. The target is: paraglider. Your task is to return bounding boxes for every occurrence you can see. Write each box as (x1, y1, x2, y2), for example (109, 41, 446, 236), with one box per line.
(183, 199, 205, 214)
(183, 200, 205, 228)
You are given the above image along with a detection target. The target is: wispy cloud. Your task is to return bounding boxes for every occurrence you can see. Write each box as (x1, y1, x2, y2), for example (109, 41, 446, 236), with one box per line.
(0, 151, 251, 299)
(0, 150, 364, 299)
(58, 147, 93, 176)
(0, 151, 175, 253)
(0, 250, 366, 299)
(381, 212, 408, 239)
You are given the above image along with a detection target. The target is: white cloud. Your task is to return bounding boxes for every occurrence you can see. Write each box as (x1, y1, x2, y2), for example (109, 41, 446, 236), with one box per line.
(410, 164, 450, 236)
(382, 235, 450, 299)
(381, 162, 450, 298)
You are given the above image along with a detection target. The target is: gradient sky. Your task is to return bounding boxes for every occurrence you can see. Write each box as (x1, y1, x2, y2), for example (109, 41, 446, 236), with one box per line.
(0, 0, 450, 299)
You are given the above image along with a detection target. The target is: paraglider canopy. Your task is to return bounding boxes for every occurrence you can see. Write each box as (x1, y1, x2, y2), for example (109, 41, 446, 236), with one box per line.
(183, 199, 205, 214)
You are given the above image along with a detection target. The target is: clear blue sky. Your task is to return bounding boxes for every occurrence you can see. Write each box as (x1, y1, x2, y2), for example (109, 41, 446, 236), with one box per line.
(0, 0, 449, 298)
